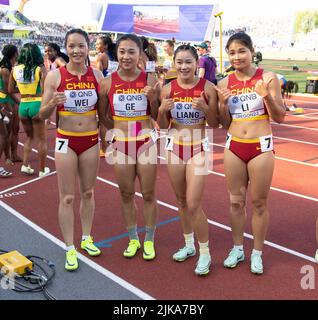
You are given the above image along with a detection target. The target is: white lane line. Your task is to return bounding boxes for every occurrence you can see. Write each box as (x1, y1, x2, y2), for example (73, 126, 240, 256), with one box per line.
(206, 169, 318, 202)
(211, 142, 318, 167)
(271, 122, 318, 131)
(0, 171, 57, 195)
(284, 98, 318, 105)
(0, 200, 155, 300)
(17, 142, 55, 161)
(273, 136, 318, 147)
(96, 176, 317, 263)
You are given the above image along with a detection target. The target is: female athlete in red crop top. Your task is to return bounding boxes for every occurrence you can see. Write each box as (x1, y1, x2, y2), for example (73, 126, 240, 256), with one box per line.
(217, 32, 285, 274)
(157, 44, 218, 276)
(39, 29, 104, 271)
(98, 34, 160, 260)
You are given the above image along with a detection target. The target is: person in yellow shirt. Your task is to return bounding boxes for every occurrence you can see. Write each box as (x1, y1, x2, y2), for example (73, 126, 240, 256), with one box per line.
(8, 43, 49, 177)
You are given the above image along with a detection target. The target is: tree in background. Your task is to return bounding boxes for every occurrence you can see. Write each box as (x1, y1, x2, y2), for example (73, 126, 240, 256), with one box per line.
(294, 10, 318, 34)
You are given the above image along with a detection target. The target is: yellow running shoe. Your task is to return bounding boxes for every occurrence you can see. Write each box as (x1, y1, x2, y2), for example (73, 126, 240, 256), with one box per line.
(123, 239, 141, 258)
(80, 236, 101, 256)
(65, 249, 78, 271)
(143, 241, 155, 260)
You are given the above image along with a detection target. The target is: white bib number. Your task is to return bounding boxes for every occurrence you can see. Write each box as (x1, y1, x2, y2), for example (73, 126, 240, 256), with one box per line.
(55, 138, 69, 154)
(165, 136, 174, 151)
(113, 93, 147, 117)
(150, 128, 158, 143)
(225, 133, 232, 149)
(259, 135, 273, 152)
(146, 61, 156, 73)
(64, 89, 97, 113)
(202, 137, 210, 152)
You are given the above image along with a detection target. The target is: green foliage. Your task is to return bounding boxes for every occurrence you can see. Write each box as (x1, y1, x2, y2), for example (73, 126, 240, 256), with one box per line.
(294, 11, 318, 34)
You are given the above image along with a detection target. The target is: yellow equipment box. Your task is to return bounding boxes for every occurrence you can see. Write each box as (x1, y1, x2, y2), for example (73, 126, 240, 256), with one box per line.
(0, 250, 33, 275)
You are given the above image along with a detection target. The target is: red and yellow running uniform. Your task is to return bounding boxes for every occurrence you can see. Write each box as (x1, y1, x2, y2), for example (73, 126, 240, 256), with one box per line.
(225, 68, 274, 162)
(107, 70, 156, 159)
(165, 78, 210, 161)
(55, 66, 99, 156)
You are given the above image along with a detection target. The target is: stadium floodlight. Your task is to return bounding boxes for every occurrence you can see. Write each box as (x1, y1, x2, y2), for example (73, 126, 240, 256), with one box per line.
(214, 11, 224, 73)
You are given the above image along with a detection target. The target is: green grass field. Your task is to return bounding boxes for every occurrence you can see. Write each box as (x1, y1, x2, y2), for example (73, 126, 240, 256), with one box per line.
(259, 59, 318, 93)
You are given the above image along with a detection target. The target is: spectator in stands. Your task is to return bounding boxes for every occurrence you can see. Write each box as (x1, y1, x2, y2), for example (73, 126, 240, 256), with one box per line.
(195, 42, 217, 85)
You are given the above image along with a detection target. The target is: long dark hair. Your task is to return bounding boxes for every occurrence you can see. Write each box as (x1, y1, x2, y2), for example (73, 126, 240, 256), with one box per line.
(98, 35, 116, 60)
(64, 28, 90, 66)
(17, 43, 43, 82)
(140, 36, 157, 62)
(0, 45, 18, 72)
(46, 42, 69, 63)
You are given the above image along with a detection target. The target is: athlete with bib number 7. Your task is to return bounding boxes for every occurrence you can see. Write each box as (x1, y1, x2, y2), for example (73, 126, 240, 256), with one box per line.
(157, 45, 218, 276)
(98, 34, 160, 261)
(216, 32, 285, 275)
(39, 29, 104, 271)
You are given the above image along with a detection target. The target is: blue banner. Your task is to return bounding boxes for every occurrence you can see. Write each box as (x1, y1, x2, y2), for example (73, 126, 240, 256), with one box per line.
(0, 0, 9, 5)
(101, 4, 214, 41)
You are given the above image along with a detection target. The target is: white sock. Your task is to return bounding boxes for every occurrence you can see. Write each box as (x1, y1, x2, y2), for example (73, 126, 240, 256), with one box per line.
(82, 235, 90, 241)
(66, 245, 75, 252)
(234, 245, 244, 251)
(252, 249, 262, 256)
(184, 233, 195, 249)
(198, 241, 210, 256)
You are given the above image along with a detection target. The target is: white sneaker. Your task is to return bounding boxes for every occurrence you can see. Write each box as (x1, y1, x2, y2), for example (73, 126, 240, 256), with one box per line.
(39, 167, 50, 178)
(21, 164, 34, 175)
(251, 253, 263, 275)
(224, 247, 245, 268)
(194, 254, 211, 276)
(172, 246, 196, 262)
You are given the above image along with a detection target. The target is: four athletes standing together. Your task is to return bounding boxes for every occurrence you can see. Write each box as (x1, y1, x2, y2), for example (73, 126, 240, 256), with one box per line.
(2, 28, 316, 275)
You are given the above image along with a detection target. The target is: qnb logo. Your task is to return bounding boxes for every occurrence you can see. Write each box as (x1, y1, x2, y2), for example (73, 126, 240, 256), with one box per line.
(300, 265, 316, 290)
(118, 95, 125, 102)
(0, 267, 16, 290)
(70, 91, 77, 99)
(232, 96, 239, 104)
(176, 103, 183, 110)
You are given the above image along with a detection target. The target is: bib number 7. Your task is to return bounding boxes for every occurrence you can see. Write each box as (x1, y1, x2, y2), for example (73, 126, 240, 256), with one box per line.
(259, 135, 273, 152)
(55, 138, 69, 154)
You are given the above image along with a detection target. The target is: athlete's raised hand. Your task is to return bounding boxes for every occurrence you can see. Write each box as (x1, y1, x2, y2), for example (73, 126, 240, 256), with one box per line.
(159, 97, 174, 113)
(255, 78, 274, 98)
(192, 91, 208, 112)
(143, 82, 160, 103)
(50, 91, 67, 108)
(214, 85, 232, 105)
